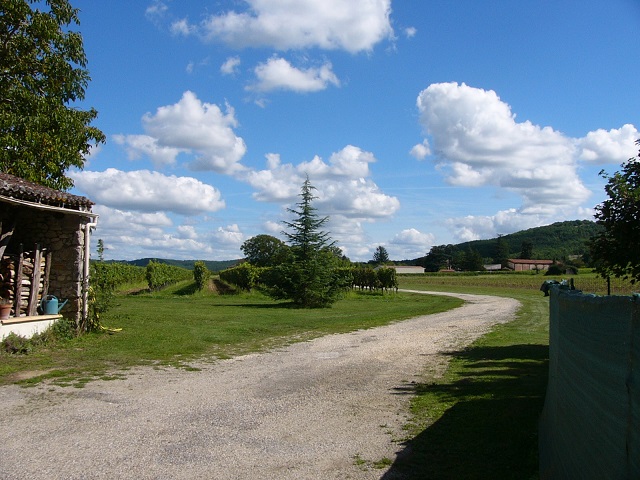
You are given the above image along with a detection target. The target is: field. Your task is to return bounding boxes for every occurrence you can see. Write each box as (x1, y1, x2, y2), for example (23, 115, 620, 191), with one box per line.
(401, 269, 636, 296)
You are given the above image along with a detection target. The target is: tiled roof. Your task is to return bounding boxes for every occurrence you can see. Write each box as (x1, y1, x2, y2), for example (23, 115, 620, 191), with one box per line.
(508, 258, 553, 264)
(0, 172, 93, 210)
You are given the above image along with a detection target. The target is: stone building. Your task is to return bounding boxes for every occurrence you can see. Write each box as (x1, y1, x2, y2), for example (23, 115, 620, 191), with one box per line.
(507, 258, 554, 272)
(0, 173, 97, 338)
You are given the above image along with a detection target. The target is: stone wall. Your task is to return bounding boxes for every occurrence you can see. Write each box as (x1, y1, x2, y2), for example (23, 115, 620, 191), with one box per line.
(1, 203, 90, 324)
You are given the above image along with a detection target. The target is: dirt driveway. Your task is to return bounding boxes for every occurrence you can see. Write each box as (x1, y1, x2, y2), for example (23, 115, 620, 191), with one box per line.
(0, 291, 519, 479)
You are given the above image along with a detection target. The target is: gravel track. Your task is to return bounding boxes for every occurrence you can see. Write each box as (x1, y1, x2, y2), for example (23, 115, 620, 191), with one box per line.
(0, 291, 519, 479)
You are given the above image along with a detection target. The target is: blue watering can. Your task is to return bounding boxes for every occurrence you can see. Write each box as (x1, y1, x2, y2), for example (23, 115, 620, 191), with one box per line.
(40, 295, 68, 315)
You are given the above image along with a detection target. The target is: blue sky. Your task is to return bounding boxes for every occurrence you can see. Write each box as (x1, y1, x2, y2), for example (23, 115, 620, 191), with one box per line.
(69, 0, 640, 262)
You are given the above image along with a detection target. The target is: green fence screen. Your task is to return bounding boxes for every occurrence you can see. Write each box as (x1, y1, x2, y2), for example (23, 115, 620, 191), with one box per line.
(539, 288, 639, 478)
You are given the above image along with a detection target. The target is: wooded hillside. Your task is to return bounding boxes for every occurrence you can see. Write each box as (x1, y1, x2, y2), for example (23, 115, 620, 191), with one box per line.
(458, 220, 600, 260)
(409, 220, 601, 265)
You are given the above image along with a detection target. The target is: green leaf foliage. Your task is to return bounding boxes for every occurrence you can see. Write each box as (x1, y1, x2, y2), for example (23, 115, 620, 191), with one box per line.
(0, 0, 105, 190)
(269, 177, 346, 308)
(192, 261, 210, 291)
(122, 258, 240, 273)
(590, 139, 640, 283)
(145, 261, 191, 291)
(87, 262, 145, 331)
(240, 234, 290, 267)
(219, 263, 265, 291)
(372, 245, 390, 265)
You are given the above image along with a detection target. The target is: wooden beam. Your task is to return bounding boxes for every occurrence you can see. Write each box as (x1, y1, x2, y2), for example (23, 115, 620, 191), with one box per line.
(41, 250, 52, 300)
(27, 244, 42, 316)
(0, 219, 16, 259)
(14, 245, 23, 317)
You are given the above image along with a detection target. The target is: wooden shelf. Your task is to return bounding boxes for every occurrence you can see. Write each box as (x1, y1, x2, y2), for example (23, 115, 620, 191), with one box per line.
(1, 314, 62, 325)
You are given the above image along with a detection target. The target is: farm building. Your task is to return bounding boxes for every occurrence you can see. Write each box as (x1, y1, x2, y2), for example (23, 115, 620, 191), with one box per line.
(507, 258, 553, 272)
(382, 265, 425, 274)
(0, 173, 97, 339)
(484, 264, 503, 271)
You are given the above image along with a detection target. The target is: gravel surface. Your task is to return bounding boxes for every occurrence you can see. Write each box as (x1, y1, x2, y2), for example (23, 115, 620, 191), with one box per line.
(0, 291, 519, 480)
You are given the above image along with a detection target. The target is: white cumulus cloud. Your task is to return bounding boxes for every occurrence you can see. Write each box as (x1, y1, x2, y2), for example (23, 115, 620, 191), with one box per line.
(576, 124, 638, 163)
(445, 209, 533, 242)
(404, 27, 417, 38)
(241, 145, 399, 219)
(415, 82, 593, 236)
(211, 224, 245, 246)
(170, 18, 195, 36)
(145, 1, 168, 24)
(191, 0, 393, 53)
(409, 140, 430, 160)
(221, 56, 241, 75)
(115, 91, 247, 174)
(112, 134, 185, 168)
(248, 57, 340, 93)
(387, 228, 435, 259)
(71, 168, 226, 216)
(390, 228, 435, 246)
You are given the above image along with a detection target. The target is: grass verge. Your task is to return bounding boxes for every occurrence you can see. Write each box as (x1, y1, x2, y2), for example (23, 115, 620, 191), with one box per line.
(384, 276, 549, 480)
(0, 282, 462, 386)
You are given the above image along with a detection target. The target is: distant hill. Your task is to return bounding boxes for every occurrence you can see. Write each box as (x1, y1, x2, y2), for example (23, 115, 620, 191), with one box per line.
(115, 258, 242, 272)
(411, 220, 602, 264)
(460, 220, 601, 260)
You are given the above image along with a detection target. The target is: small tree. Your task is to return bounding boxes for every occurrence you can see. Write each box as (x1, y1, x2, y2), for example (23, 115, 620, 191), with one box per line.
(520, 240, 533, 260)
(266, 176, 346, 307)
(241, 234, 289, 267)
(96, 239, 105, 262)
(372, 245, 389, 265)
(590, 139, 640, 283)
(461, 248, 485, 272)
(422, 244, 456, 272)
(493, 236, 510, 267)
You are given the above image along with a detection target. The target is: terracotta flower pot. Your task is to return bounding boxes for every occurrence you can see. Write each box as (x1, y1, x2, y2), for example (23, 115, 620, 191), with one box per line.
(0, 303, 12, 320)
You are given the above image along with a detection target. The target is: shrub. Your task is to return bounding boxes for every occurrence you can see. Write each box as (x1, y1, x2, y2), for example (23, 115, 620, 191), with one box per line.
(193, 261, 211, 291)
(1, 319, 75, 354)
(145, 261, 191, 290)
(2, 332, 32, 354)
(545, 264, 564, 276)
(87, 262, 120, 332)
(219, 263, 263, 291)
(352, 267, 380, 291)
(50, 317, 76, 340)
(376, 267, 399, 292)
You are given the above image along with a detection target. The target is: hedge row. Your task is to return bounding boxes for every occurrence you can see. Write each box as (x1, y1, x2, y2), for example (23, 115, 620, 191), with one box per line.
(193, 261, 211, 290)
(219, 264, 398, 293)
(352, 267, 398, 291)
(90, 262, 146, 291)
(219, 263, 266, 291)
(145, 260, 192, 290)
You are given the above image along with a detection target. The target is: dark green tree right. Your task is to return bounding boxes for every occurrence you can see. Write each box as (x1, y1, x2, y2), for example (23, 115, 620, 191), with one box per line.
(590, 139, 640, 284)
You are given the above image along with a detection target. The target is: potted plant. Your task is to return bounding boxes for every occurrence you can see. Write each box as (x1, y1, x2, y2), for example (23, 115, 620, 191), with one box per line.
(0, 297, 12, 320)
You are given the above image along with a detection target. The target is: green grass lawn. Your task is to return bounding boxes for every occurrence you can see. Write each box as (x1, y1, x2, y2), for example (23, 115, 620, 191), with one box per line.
(0, 282, 461, 386)
(386, 275, 550, 480)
